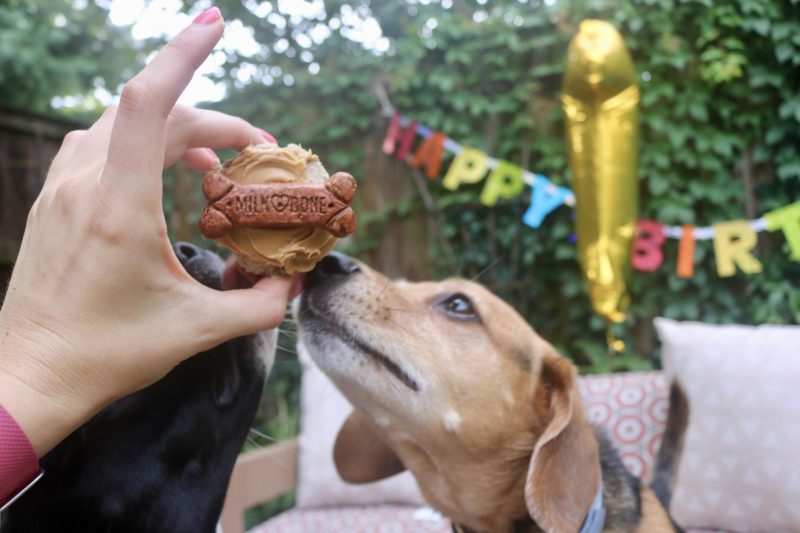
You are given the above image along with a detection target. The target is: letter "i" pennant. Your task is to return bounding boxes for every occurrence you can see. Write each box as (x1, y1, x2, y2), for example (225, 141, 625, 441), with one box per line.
(676, 225, 696, 278)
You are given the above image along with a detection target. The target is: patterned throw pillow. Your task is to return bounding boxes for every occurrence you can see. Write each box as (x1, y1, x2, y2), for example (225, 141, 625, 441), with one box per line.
(655, 318, 800, 532)
(578, 372, 671, 481)
(296, 335, 671, 509)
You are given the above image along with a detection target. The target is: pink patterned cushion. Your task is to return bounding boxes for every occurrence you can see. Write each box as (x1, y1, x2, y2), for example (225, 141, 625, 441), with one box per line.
(255, 372, 732, 532)
(577, 371, 671, 481)
(252, 505, 726, 533)
(249, 504, 451, 533)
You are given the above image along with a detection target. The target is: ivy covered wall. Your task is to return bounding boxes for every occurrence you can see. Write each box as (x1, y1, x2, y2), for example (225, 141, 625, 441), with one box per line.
(208, 0, 799, 370)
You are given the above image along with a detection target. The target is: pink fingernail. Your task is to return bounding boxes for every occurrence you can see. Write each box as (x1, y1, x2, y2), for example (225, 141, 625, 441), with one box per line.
(204, 148, 219, 161)
(193, 7, 221, 25)
(258, 128, 277, 144)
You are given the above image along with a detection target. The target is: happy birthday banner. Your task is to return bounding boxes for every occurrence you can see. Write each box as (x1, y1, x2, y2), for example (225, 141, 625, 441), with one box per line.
(382, 111, 800, 279)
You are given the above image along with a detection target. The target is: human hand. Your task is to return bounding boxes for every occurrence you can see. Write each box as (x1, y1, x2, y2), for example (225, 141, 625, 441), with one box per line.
(0, 7, 292, 456)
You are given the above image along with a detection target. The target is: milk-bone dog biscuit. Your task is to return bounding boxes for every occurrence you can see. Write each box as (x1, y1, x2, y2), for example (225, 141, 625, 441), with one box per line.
(198, 143, 357, 276)
(200, 171, 356, 238)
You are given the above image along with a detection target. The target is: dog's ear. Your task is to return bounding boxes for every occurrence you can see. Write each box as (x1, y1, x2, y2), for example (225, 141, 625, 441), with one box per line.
(333, 410, 406, 483)
(525, 355, 600, 533)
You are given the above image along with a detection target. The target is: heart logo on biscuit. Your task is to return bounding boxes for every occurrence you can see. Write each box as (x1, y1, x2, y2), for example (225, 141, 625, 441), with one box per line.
(271, 194, 289, 212)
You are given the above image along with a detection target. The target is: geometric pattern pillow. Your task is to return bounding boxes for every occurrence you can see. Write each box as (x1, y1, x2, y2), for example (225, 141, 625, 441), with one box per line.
(250, 504, 726, 533)
(655, 318, 800, 533)
(295, 340, 672, 510)
(577, 371, 671, 482)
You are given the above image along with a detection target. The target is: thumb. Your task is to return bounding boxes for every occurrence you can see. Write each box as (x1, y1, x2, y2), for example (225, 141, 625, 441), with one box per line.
(196, 276, 292, 344)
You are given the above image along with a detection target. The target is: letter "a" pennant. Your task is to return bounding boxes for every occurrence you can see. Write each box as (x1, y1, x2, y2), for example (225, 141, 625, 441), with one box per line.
(411, 131, 447, 179)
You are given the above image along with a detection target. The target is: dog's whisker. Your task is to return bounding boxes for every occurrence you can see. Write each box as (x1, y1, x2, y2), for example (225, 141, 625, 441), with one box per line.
(269, 359, 299, 368)
(249, 427, 279, 443)
(453, 257, 465, 278)
(375, 278, 392, 301)
(246, 436, 264, 449)
(470, 256, 502, 282)
(275, 345, 297, 355)
(262, 449, 291, 470)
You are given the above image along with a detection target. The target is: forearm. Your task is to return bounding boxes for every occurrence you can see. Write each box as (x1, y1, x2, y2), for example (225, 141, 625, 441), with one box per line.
(0, 401, 40, 506)
(0, 338, 103, 507)
(0, 336, 101, 458)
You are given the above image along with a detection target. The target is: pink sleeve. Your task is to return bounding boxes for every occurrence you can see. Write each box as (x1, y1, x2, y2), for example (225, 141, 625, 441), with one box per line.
(0, 403, 40, 506)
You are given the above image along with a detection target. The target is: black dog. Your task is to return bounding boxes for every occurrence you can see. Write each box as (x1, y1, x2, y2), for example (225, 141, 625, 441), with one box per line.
(1, 243, 272, 533)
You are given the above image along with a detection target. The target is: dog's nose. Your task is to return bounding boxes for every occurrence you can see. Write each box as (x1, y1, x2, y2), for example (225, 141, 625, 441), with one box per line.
(317, 251, 361, 276)
(174, 242, 203, 264)
(173, 242, 224, 289)
(305, 251, 360, 291)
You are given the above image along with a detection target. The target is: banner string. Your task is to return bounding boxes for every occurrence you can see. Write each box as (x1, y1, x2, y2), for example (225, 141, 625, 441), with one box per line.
(372, 84, 783, 239)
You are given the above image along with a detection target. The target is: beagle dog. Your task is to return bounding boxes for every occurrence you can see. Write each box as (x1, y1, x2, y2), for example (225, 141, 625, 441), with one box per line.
(296, 252, 687, 533)
(1, 243, 275, 533)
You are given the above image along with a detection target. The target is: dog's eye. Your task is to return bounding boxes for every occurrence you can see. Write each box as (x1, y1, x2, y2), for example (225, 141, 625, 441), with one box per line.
(438, 293, 479, 321)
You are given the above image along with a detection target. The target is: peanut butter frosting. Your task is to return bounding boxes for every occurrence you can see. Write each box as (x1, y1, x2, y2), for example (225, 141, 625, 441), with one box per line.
(216, 144, 337, 275)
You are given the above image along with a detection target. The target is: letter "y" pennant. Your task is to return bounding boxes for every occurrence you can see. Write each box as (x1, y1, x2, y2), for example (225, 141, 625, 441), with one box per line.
(523, 176, 571, 228)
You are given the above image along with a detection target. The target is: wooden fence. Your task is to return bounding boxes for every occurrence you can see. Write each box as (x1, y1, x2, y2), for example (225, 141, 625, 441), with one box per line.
(0, 108, 79, 297)
(0, 110, 544, 336)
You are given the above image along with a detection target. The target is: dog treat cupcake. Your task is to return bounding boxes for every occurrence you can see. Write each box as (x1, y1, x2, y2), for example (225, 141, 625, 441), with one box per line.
(198, 143, 357, 276)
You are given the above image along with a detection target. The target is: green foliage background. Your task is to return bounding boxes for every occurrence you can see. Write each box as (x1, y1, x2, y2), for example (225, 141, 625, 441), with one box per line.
(3, 0, 799, 523)
(204, 2, 800, 518)
(6, 0, 796, 365)
(0, 0, 151, 116)
(203, 0, 800, 370)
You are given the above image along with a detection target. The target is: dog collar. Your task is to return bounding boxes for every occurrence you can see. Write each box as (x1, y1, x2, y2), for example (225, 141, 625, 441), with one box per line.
(577, 483, 606, 533)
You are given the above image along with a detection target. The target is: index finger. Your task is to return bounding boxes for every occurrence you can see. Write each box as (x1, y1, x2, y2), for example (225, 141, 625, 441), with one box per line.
(102, 8, 224, 198)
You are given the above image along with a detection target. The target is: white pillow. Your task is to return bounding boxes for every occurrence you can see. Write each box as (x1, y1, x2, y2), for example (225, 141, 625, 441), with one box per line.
(295, 343, 425, 508)
(655, 318, 800, 532)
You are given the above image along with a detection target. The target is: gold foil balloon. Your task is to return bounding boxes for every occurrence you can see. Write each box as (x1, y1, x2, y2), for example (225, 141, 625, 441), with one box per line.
(562, 20, 640, 325)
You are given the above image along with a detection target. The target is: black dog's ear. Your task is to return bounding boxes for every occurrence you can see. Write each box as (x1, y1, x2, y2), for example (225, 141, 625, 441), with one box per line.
(333, 410, 406, 483)
(212, 348, 242, 407)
